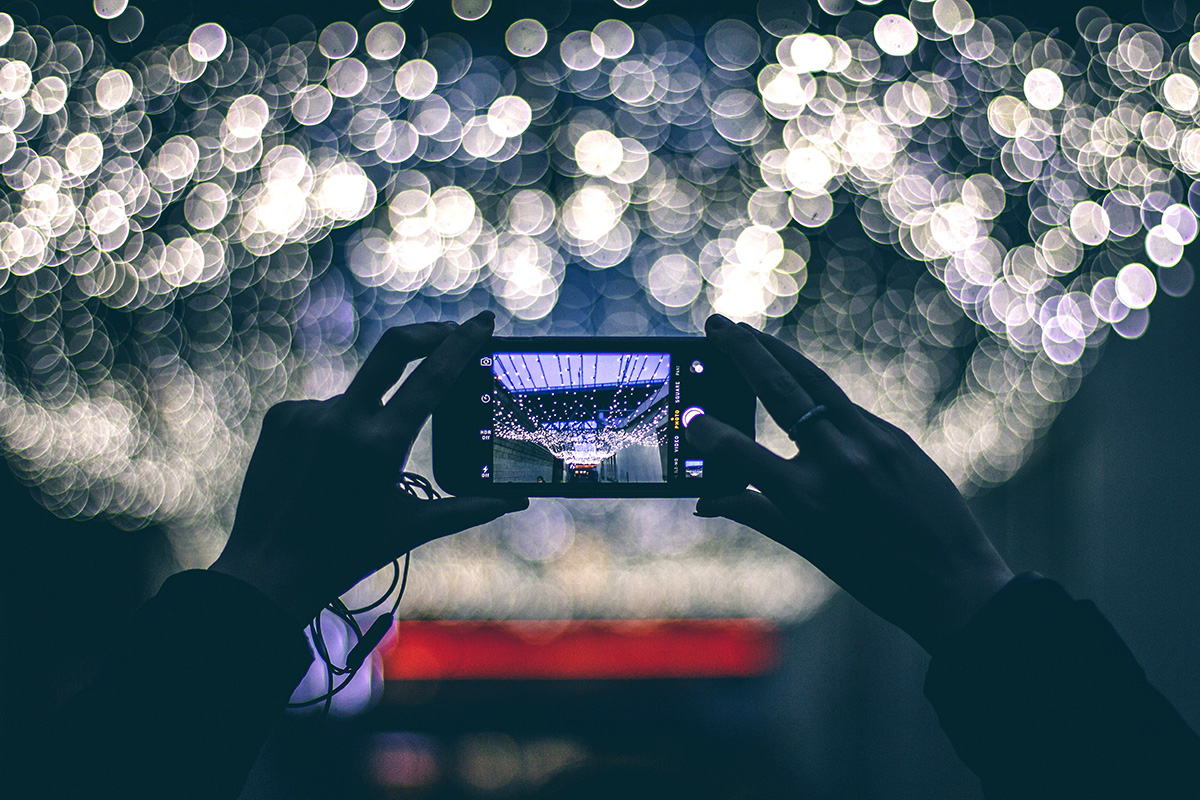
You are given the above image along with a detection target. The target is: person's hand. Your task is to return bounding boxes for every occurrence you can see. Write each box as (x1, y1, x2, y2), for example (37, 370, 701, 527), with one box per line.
(688, 315, 1013, 653)
(210, 312, 526, 625)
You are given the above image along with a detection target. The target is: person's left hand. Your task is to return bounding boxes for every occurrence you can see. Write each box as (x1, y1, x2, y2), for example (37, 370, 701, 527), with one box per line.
(687, 316, 1012, 654)
(210, 312, 526, 624)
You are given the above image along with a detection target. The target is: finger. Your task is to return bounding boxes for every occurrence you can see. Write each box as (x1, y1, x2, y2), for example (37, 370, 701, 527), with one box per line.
(407, 495, 529, 546)
(239, 401, 314, 509)
(738, 324, 869, 432)
(259, 399, 307, 434)
(705, 315, 838, 446)
(695, 490, 791, 539)
(697, 489, 835, 583)
(344, 323, 455, 407)
(384, 310, 493, 431)
(685, 414, 795, 499)
(856, 407, 923, 455)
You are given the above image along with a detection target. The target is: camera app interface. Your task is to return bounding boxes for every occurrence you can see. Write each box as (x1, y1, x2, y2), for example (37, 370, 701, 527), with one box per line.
(489, 352, 672, 484)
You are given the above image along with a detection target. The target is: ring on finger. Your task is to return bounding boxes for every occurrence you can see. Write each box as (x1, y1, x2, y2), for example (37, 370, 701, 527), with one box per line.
(786, 404, 829, 442)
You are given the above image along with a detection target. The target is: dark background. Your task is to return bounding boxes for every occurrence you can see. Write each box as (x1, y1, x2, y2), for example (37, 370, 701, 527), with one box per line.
(3, 1, 1198, 797)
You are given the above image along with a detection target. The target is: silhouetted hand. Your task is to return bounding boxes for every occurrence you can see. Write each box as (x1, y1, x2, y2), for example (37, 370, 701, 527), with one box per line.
(689, 315, 1013, 653)
(210, 312, 526, 625)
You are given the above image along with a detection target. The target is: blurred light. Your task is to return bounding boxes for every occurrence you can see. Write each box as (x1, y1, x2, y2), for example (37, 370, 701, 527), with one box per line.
(93, 0, 128, 20)
(1023, 68, 1064, 110)
(188, 23, 227, 62)
(382, 619, 781, 679)
(874, 15, 918, 57)
(1116, 263, 1157, 308)
(108, 6, 143, 42)
(366, 22, 405, 59)
(0, 1, 1196, 622)
(368, 733, 441, 789)
(452, 0, 492, 23)
(506, 19, 548, 57)
(458, 733, 521, 792)
(319, 21, 358, 59)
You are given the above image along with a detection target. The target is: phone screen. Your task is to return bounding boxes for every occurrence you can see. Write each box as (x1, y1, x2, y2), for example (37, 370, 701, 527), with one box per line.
(433, 337, 754, 497)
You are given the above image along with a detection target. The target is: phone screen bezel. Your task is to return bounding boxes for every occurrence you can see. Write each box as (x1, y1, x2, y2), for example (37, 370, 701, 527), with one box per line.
(432, 336, 755, 498)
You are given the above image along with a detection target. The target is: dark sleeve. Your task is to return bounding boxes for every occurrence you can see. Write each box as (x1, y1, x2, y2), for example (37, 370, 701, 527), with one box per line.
(924, 575, 1200, 799)
(26, 569, 313, 800)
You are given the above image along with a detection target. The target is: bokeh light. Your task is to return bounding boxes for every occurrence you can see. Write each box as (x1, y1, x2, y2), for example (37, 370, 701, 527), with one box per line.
(0, 2, 1196, 620)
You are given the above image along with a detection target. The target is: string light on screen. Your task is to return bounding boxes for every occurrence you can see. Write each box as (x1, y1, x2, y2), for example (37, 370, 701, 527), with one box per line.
(491, 352, 670, 461)
(0, 1, 1196, 621)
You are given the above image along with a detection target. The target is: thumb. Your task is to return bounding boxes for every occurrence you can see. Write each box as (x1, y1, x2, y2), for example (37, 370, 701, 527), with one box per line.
(410, 496, 529, 544)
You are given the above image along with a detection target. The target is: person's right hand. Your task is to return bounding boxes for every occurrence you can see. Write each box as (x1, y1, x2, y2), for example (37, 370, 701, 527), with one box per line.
(211, 312, 526, 626)
(688, 315, 1013, 654)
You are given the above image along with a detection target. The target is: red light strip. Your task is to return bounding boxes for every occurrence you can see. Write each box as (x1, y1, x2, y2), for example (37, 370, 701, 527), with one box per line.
(381, 618, 780, 680)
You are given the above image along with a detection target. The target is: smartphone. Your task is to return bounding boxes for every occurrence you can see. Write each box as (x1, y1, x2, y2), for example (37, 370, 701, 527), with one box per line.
(433, 337, 755, 497)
